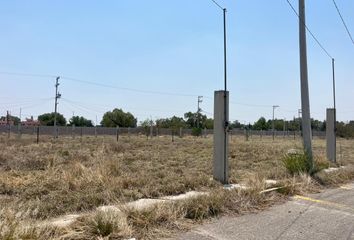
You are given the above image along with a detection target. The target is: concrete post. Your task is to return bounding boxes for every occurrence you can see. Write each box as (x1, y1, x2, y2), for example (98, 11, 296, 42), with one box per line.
(36, 126, 40, 144)
(213, 91, 229, 184)
(299, 0, 313, 169)
(179, 127, 183, 138)
(326, 108, 336, 162)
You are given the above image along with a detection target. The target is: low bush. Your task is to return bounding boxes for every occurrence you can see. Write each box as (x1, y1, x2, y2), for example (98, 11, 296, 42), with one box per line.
(283, 152, 312, 175)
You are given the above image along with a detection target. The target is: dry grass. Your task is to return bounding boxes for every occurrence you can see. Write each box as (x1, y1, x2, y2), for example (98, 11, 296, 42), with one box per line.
(0, 134, 354, 239)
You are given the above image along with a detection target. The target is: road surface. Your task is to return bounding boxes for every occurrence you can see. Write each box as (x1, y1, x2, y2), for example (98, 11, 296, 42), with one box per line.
(174, 183, 354, 240)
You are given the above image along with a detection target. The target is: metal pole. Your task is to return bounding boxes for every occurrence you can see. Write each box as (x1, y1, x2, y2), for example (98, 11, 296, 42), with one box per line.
(299, 0, 313, 169)
(272, 107, 275, 140)
(332, 58, 337, 162)
(197, 96, 203, 129)
(223, 8, 228, 184)
(272, 105, 279, 140)
(54, 76, 60, 138)
(36, 126, 40, 144)
(223, 8, 227, 92)
(332, 59, 336, 110)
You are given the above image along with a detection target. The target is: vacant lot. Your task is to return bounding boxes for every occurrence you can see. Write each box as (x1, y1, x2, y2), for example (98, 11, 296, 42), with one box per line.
(0, 134, 353, 239)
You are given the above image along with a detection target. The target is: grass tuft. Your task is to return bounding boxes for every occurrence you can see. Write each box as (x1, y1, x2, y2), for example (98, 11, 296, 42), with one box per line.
(69, 210, 133, 240)
(282, 152, 311, 175)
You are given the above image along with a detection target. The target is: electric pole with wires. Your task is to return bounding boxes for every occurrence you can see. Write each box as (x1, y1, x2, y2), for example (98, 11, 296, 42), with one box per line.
(197, 96, 203, 129)
(299, 0, 314, 171)
(54, 76, 61, 138)
(211, 0, 230, 185)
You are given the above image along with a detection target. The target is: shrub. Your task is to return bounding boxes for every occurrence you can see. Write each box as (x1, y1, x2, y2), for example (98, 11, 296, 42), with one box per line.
(283, 152, 312, 175)
(191, 128, 202, 136)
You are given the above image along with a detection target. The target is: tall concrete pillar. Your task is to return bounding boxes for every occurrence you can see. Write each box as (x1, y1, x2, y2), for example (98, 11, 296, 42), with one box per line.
(299, 0, 313, 169)
(326, 108, 336, 162)
(213, 91, 229, 184)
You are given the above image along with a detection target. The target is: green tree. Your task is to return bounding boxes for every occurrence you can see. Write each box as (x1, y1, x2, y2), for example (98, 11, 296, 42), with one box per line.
(156, 116, 186, 130)
(336, 121, 354, 138)
(183, 112, 212, 129)
(184, 112, 198, 128)
(101, 108, 137, 127)
(139, 119, 154, 136)
(204, 118, 214, 129)
(288, 118, 301, 131)
(230, 120, 243, 129)
(311, 119, 325, 131)
(38, 113, 66, 126)
(68, 116, 93, 127)
(253, 117, 269, 130)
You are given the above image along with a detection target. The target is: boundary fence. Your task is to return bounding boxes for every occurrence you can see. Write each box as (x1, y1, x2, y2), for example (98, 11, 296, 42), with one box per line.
(0, 125, 326, 140)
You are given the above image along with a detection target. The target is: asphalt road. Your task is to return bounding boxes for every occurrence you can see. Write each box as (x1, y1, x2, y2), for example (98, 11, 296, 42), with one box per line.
(174, 183, 354, 240)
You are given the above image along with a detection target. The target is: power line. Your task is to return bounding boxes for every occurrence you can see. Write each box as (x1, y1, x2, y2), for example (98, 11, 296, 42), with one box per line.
(61, 98, 195, 116)
(285, 0, 333, 59)
(210, 0, 224, 10)
(230, 101, 272, 108)
(332, 0, 354, 45)
(0, 71, 204, 98)
(0, 71, 56, 78)
(60, 76, 201, 98)
(0, 70, 302, 110)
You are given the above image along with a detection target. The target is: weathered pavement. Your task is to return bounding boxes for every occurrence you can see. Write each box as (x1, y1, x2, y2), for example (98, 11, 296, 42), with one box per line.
(174, 183, 354, 240)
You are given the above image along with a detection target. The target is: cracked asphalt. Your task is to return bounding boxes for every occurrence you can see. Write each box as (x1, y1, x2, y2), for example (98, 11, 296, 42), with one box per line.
(173, 183, 354, 240)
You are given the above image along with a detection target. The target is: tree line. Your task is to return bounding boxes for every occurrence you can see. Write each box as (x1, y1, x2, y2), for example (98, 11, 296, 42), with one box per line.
(2, 109, 354, 138)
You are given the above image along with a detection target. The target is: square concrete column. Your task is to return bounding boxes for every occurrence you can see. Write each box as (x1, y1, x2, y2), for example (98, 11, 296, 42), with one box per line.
(326, 108, 336, 162)
(213, 90, 229, 184)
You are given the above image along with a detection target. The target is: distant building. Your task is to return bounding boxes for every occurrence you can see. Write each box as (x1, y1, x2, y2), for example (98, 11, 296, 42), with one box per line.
(21, 116, 40, 126)
(0, 119, 14, 126)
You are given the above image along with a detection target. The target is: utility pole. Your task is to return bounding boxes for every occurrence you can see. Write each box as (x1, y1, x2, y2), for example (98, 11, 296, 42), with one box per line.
(327, 58, 337, 162)
(54, 76, 61, 138)
(299, 0, 313, 169)
(272, 105, 279, 140)
(212, 2, 229, 184)
(197, 96, 203, 129)
(222, 7, 229, 184)
(332, 58, 337, 162)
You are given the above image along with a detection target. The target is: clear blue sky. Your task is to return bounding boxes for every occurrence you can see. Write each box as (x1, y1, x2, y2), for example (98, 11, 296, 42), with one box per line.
(0, 0, 353, 124)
